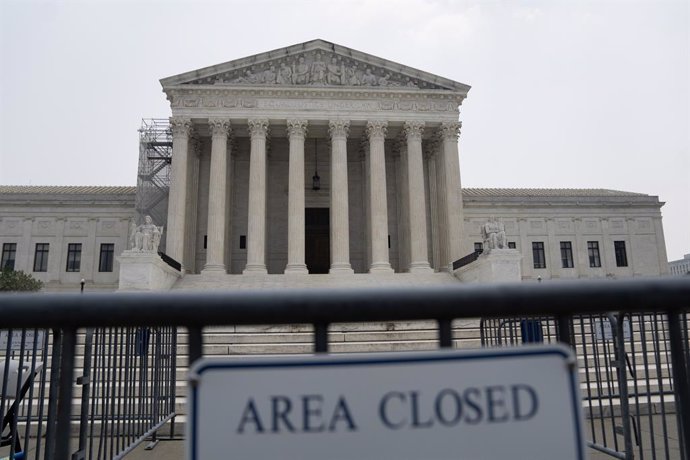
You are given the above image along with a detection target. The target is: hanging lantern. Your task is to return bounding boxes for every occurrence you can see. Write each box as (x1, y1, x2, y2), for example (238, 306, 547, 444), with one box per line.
(312, 138, 321, 191)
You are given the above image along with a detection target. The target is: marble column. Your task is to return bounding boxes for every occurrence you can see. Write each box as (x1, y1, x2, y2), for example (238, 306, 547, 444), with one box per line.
(404, 121, 432, 273)
(243, 119, 269, 274)
(202, 118, 231, 273)
(166, 117, 193, 265)
(438, 121, 464, 270)
(184, 137, 200, 273)
(285, 119, 309, 274)
(366, 121, 393, 273)
(328, 119, 354, 274)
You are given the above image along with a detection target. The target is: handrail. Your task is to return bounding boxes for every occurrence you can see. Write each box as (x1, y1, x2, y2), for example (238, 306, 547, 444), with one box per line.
(0, 278, 688, 329)
(157, 251, 181, 271)
(452, 249, 483, 270)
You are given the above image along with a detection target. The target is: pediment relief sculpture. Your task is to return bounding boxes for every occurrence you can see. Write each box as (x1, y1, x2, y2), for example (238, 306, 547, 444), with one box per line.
(183, 50, 447, 90)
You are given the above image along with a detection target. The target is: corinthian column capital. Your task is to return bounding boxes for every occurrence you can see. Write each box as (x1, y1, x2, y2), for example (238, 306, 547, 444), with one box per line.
(248, 119, 269, 139)
(328, 119, 350, 139)
(170, 117, 193, 139)
(366, 120, 388, 139)
(208, 118, 231, 138)
(403, 121, 425, 140)
(439, 121, 462, 140)
(287, 119, 308, 139)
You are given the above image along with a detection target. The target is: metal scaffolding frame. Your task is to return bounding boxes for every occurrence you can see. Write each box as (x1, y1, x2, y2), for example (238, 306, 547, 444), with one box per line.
(136, 119, 172, 251)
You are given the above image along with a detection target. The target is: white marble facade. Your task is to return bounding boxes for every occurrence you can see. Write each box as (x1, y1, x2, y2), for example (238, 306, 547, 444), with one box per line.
(161, 40, 469, 275)
(0, 40, 671, 291)
(0, 186, 134, 291)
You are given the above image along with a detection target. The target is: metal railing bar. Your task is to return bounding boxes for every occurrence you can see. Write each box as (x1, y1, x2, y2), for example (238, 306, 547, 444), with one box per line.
(44, 328, 62, 460)
(111, 412, 176, 460)
(586, 441, 627, 459)
(437, 319, 452, 348)
(653, 315, 671, 460)
(668, 311, 690, 456)
(187, 326, 203, 366)
(1, 278, 689, 329)
(314, 323, 328, 353)
(54, 327, 76, 460)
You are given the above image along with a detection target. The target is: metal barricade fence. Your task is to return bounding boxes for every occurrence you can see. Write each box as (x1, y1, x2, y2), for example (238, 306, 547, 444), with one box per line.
(0, 326, 176, 460)
(0, 278, 689, 460)
(480, 312, 689, 459)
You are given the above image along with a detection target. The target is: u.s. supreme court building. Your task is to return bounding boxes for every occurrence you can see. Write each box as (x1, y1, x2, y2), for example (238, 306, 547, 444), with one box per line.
(0, 40, 670, 291)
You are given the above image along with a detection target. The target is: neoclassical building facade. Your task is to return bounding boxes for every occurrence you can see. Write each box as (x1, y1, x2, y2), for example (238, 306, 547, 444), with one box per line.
(0, 40, 671, 291)
(160, 39, 469, 276)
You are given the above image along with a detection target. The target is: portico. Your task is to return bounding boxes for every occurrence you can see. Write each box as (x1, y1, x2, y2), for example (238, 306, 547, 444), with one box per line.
(160, 40, 470, 276)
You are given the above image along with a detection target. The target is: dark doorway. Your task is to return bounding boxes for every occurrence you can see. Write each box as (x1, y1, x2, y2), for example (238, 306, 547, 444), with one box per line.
(305, 208, 330, 274)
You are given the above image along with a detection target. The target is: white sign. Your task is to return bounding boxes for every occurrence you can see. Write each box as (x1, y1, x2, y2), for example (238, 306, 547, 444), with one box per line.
(594, 318, 631, 342)
(0, 330, 45, 351)
(188, 346, 585, 460)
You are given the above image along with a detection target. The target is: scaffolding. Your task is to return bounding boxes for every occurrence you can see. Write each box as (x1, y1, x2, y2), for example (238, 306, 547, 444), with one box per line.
(136, 119, 172, 251)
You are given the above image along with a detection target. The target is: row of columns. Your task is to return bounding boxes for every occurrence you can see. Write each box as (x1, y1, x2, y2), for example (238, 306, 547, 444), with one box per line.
(167, 117, 462, 274)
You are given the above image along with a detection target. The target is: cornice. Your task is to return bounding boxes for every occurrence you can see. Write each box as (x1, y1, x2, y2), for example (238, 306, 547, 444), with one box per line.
(164, 85, 465, 103)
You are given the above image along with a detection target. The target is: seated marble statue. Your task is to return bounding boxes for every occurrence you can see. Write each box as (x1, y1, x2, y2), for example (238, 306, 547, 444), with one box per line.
(132, 215, 164, 253)
(481, 217, 507, 251)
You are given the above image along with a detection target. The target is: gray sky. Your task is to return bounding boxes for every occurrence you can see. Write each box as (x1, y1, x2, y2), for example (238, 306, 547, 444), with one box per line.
(1, 0, 688, 260)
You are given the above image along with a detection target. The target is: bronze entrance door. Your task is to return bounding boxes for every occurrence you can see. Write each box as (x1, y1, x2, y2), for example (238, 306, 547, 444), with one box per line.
(305, 208, 330, 274)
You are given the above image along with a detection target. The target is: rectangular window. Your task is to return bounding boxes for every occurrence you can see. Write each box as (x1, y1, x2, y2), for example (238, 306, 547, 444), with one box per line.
(66, 243, 82, 272)
(614, 241, 628, 267)
(532, 242, 546, 269)
(560, 241, 574, 268)
(33, 243, 49, 272)
(203, 235, 207, 249)
(1, 243, 17, 270)
(474, 242, 483, 253)
(98, 243, 114, 272)
(588, 241, 601, 268)
(508, 242, 516, 249)
(239, 235, 247, 249)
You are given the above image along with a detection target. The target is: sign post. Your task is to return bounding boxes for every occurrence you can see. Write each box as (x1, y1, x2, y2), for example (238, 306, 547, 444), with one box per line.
(188, 346, 585, 460)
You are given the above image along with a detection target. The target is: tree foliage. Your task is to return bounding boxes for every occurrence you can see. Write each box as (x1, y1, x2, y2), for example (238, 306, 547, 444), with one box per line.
(0, 268, 43, 292)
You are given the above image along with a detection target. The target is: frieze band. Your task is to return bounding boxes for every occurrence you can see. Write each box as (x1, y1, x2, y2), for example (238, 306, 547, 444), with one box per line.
(184, 50, 448, 90)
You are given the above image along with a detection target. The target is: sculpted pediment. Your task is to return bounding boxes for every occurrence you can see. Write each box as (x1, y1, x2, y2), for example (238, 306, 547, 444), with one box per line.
(161, 39, 470, 93)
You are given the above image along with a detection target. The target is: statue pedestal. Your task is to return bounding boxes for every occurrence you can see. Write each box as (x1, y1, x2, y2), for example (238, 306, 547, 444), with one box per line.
(117, 251, 182, 291)
(453, 249, 522, 283)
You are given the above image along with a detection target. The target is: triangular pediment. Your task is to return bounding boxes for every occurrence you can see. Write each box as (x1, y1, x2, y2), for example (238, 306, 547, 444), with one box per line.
(160, 39, 470, 92)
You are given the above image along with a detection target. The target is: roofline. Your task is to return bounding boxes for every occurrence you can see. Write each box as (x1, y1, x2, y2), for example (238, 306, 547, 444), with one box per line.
(159, 39, 471, 93)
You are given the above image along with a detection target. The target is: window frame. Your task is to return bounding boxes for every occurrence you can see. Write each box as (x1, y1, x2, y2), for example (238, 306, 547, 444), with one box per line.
(532, 242, 546, 269)
(98, 243, 115, 272)
(614, 240, 628, 267)
(66, 243, 82, 272)
(1, 243, 17, 270)
(587, 241, 601, 268)
(560, 241, 574, 268)
(33, 243, 50, 272)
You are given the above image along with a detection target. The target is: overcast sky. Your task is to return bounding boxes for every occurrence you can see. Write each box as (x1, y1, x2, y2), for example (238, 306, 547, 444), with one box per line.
(1, 0, 688, 260)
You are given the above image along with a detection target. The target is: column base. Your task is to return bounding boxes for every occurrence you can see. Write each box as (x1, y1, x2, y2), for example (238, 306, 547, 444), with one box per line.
(201, 264, 226, 274)
(369, 263, 394, 274)
(329, 264, 354, 275)
(409, 262, 433, 274)
(243, 264, 267, 275)
(284, 264, 309, 275)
